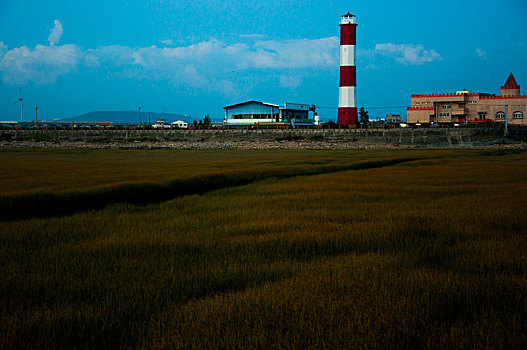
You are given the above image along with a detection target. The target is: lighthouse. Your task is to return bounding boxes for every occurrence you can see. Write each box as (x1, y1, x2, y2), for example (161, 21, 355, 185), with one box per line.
(337, 12, 357, 125)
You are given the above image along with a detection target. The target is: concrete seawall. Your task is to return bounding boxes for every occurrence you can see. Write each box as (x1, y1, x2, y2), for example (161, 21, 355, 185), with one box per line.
(1, 128, 526, 148)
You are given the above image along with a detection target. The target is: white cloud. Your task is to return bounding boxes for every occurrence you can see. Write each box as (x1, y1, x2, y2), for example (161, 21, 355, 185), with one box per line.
(75, 38, 338, 94)
(83, 53, 99, 67)
(183, 64, 208, 88)
(360, 43, 441, 65)
(279, 74, 302, 89)
(0, 43, 83, 84)
(250, 37, 339, 69)
(0, 41, 7, 60)
(87, 45, 136, 67)
(48, 20, 63, 46)
(239, 34, 268, 39)
(161, 39, 173, 46)
(475, 48, 487, 60)
(0, 20, 440, 94)
(0, 20, 79, 84)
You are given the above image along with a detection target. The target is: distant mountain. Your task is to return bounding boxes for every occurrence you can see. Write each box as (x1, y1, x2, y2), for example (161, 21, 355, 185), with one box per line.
(62, 111, 193, 124)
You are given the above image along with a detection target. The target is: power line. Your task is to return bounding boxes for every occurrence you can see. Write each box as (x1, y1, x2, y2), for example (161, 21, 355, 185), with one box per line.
(315, 105, 408, 110)
(316, 104, 527, 110)
(365, 106, 408, 110)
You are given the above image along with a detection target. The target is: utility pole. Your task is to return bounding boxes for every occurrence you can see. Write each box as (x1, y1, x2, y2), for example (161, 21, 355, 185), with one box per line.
(138, 105, 141, 128)
(505, 104, 508, 137)
(35, 105, 38, 128)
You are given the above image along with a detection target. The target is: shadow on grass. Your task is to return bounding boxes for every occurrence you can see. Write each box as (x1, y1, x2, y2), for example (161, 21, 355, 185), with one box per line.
(1, 157, 420, 222)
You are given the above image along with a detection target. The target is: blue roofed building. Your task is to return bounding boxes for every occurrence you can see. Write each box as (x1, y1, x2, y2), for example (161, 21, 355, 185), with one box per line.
(223, 100, 319, 127)
(223, 101, 280, 125)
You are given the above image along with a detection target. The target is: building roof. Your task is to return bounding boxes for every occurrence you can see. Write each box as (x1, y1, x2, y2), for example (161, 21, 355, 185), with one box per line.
(223, 100, 279, 109)
(502, 72, 520, 89)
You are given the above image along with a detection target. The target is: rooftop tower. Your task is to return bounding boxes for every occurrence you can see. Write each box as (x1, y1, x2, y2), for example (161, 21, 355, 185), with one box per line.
(500, 72, 520, 97)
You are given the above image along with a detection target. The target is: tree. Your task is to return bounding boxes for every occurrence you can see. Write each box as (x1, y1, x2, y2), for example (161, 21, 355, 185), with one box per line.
(326, 119, 337, 129)
(203, 114, 211, 127)
(193, 120, 198, 127)
(359, 107, 369, 126)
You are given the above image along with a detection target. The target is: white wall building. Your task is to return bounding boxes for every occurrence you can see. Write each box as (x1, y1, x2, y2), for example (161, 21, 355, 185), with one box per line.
(171, 120, 188, 129)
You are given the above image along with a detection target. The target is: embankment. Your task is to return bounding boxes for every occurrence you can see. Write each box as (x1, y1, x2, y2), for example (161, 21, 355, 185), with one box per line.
(1, 128, 526, 149)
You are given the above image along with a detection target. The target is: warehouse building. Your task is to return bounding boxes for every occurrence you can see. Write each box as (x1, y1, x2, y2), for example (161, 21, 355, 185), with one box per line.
(223, 100, 318, 127)
(407, 73, 526, 126)
(386, 114, 403, 124)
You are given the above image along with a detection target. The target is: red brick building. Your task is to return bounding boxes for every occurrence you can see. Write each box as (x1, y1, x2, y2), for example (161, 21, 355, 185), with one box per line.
(407, 73, 526, 126)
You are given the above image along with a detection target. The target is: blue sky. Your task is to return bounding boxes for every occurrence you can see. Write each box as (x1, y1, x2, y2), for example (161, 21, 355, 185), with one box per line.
(1, 0, 526, 121)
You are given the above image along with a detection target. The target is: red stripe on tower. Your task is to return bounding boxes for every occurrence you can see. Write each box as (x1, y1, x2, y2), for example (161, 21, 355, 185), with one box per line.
(339, 66, 356, 87)
(340, 23, 356, 45)
(337, 12, 358, 126)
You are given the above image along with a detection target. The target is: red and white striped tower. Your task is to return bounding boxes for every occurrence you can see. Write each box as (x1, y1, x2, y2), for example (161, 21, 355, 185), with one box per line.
(337, 12, 357, 125)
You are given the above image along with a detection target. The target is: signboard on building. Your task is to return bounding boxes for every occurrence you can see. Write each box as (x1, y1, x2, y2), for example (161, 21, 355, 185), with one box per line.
(284, 103, 310, 111)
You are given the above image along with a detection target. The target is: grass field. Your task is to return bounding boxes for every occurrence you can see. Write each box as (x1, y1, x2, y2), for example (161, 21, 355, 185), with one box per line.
(1, 148, 439, 196)
(1, 148, 526, 348)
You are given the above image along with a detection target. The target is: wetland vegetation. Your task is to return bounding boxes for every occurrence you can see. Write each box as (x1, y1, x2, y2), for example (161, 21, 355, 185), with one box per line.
(1, 148, 526, 348)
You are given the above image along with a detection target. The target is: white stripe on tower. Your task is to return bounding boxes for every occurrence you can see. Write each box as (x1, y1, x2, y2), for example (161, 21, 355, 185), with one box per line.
(339, 45, 355, 66)
(337, 12, 358, 126)
(339, 86, 356, 107)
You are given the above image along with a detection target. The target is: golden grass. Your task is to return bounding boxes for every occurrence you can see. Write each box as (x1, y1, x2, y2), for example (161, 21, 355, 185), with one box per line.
(1, 148, 433, 196)
(1, 149, 526, 348)
(1, 148, 435, 221)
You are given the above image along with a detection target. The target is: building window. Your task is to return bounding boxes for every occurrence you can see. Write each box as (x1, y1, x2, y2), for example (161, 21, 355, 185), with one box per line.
(496, 111, 505, 119)
(442, 104, 451, 109)
(513, 111, 523, 119)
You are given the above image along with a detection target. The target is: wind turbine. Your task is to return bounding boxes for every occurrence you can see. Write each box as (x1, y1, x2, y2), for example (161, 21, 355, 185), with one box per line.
(138, 104, 141, 127)
(35, 105, 39, 128)
(14, 86, 23, 122)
